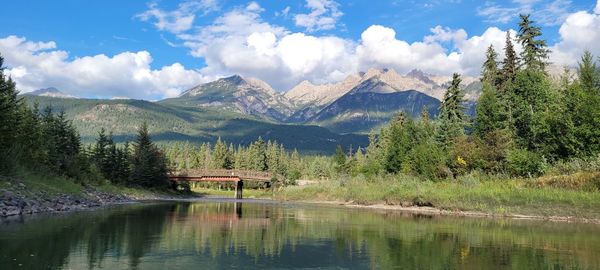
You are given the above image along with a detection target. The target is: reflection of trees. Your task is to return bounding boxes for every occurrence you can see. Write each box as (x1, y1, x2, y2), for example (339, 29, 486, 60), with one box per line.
(0, 202, 599, 269)
(0, 203, 174, 269)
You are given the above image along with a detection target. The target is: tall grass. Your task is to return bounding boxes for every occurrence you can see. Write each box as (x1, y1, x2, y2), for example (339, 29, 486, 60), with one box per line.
(274, 171, 600, 219)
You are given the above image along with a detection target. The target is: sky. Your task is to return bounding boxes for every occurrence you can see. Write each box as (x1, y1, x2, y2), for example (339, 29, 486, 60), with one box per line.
(0, 0, 599, 100)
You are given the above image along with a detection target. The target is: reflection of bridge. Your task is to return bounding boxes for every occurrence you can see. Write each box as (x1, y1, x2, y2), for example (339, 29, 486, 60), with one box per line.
(169, 170, 275, 199)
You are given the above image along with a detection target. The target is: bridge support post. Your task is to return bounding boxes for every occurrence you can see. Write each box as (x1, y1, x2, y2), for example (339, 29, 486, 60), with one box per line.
(235, 180, 243, 200)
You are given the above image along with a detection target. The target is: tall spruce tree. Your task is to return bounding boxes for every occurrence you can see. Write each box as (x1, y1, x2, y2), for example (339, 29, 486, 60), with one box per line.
(436, 73, 467, 147)
(570, 52, 600, 156)
(482, 45, 500, 87)
(251, 137, 268, 171)
(579, 51, 598, 93)
(501, 31, 519, 85)
(130, 122, 169, 188)
(475, 83, 503, 137)
(0, 54, 22, 173)
(517, 14, 549, 72)
(213, 137, 232, 169)
(476, 45, 507, 137)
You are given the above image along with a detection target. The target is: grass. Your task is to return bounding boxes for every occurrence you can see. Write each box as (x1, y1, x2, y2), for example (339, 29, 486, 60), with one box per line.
(0, 169, 87, 197)
(0, 168, 185, 201)
(271, 172, 600, 219)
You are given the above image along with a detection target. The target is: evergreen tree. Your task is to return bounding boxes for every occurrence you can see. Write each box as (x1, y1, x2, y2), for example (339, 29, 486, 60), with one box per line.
(474, 83, 503, 137)
(0, 54, 22, 173)
(130, 122, 169, 188)
(517, 14, 549, 72)
(16, 103, 44, 165)
(501, 31, 519, 85)
(567, 52, 600, 157)
(482, 45, 500, 87)
(333, 145, 346, 173)
(212, 137, 232, 169)
(250, 137, 268, 171)
(436, 73, 467, 147)
(579, 51, 598, 93)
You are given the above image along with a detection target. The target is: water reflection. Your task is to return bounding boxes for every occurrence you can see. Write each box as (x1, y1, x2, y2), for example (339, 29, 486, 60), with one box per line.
(0, 200, 599, 269)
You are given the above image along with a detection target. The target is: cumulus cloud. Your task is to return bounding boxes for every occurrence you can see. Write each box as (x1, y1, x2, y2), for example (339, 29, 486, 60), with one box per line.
(356, 25, 520, 76)
(135, 1, 528, 91)
(595, 0, 600, 14)
(135, 0, 219, 34)
(294, 0, 343, 32)
(0, 36, 210, 99)
(550, 7, 600, 66)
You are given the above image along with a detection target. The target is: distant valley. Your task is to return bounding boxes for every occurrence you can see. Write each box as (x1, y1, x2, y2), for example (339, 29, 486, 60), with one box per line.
(21, 68, 481, 153)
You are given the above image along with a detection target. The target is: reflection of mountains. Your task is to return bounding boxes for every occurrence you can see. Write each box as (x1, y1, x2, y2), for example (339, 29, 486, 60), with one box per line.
(1, 202, 599, 269)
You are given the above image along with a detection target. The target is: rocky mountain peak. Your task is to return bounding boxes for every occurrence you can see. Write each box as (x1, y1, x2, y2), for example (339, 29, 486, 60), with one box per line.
(406, 69, 435, 84)
(222, 74, 245, 85)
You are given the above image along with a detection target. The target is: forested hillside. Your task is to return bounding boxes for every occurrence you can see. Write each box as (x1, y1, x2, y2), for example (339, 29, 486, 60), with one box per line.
(22, 96, 367, 153)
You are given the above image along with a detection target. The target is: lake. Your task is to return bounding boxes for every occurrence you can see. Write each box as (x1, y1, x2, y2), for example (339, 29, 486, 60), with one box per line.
(1, 199, 599, 269)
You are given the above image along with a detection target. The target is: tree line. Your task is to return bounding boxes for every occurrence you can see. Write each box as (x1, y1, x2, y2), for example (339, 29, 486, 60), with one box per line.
(162, 137, 303, 184)
(0, 54, 169, 188)
(337, 14, 600, 179)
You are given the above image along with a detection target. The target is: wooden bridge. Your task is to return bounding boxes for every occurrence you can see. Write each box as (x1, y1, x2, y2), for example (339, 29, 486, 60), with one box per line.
(168, 169, 275, 199)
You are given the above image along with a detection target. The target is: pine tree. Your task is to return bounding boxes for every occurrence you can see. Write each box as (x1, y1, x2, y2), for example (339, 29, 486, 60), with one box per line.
(16, 103, 44, 165)
(578, 51, 598, 93)
(436, 73, 467, 147)
(569, 52, 600, 156)
(517, 14, 549, 72)
(213, 137, 232, 169)
(250, 137, 268, 171)
(501, 31, 519, 85)
(130, 122, 169, 188)
(482, 45, 500, 87)
(0, 54, 22, 173)
(474, 82, 504, 137)
(333, 145, 346, 172)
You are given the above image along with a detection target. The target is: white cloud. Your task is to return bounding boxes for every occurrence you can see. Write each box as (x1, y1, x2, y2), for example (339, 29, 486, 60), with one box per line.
(356, 25, 519, 76)
(135, 0, 219, 34)
(0, 35, 210, 99)
(478, 0, 573, 26)
(138, 1, 526, 91)
(294, 0, 343, 32)
(595, 0, 600, 14)
(550, 9, 600, 66)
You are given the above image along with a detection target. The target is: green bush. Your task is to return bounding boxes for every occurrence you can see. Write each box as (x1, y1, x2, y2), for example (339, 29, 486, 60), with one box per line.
(507, 148, 547, 177)
(405, 142, 447, 180)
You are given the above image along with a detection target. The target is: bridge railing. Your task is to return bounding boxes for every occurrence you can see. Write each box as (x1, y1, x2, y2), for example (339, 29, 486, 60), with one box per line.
(170, 169, 274, 180)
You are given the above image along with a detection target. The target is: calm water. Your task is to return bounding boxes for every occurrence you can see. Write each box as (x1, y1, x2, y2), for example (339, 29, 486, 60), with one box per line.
(1, 200, 599, 269)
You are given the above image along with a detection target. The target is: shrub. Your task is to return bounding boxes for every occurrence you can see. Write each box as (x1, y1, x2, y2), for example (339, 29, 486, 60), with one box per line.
(506, 148, 547, 177)
(404, 142, 447, 180)
(448, 136, 484, 176)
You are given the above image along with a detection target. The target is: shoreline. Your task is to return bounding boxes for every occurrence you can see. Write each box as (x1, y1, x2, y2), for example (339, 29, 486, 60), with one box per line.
(281, 199, 600, 224)
(3, 187, 600, 225)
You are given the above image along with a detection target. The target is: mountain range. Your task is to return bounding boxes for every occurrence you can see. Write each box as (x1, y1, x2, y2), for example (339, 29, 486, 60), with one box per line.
(21, 68, 481, 153)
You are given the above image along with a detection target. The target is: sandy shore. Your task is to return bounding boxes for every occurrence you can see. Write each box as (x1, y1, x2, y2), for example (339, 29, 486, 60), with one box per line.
(282, 199, 600, 224)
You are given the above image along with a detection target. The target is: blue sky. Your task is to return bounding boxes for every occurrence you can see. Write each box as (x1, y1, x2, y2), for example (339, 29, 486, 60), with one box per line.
(0, 0, 599, 99)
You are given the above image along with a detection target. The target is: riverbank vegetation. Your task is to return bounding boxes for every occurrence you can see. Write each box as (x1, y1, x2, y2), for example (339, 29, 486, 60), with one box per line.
(271, 16, 600, 218)
(0, 53, 171, 197)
